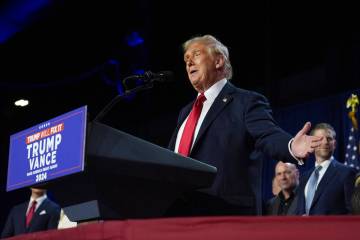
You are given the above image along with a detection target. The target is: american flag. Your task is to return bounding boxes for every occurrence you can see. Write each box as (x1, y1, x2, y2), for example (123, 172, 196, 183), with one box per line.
(344, 126, 360, 170)
(344, 94, 360, 170)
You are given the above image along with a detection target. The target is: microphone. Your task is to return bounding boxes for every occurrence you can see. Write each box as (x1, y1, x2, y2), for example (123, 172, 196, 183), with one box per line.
(94, 70, 174, 122)
(125, 70, 174, 83)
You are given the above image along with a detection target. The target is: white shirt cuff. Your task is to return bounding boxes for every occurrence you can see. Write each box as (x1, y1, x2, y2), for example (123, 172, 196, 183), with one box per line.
(288, 138, 304, 165)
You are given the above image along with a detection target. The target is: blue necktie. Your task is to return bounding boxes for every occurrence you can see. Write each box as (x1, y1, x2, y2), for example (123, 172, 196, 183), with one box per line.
(305, 165, 322, 215)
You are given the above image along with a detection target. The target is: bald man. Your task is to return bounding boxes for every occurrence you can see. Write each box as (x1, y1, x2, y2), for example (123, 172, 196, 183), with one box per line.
(266, 161, 299, 215)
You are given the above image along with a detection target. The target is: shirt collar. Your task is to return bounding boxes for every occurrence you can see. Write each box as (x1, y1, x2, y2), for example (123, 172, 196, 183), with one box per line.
(199, 78, 227, 103)
(30, 194, 47, 207)
(315, 156, 333, 171)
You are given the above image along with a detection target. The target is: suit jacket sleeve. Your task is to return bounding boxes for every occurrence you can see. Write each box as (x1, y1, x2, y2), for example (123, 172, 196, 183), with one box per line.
(245, 91, 293, 161)
(47, 213, 60, 230)
(1, 207, 15, 238)
(46, 201, 61, 230)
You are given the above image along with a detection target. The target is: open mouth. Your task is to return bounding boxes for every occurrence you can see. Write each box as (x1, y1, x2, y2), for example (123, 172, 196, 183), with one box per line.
(190, 69, 198, 76)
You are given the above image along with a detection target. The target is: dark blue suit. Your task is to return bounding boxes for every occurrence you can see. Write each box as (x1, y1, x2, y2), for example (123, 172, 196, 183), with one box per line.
(169, 82, 294, 215)
(297, 159, 356, 215)
(1, 198, 61, 238)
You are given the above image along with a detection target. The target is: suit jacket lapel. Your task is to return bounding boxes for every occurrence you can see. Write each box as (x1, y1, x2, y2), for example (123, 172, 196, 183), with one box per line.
(287, 194, 298, 215)
(28, 199, 48, 230)
(191, 83, 235, 154)
(299, 171, 312, 213)
(311, 161, 337, 209)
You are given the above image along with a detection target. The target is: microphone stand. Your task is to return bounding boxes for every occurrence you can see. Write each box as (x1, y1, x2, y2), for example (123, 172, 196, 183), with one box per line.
(93, 81, 154, 123)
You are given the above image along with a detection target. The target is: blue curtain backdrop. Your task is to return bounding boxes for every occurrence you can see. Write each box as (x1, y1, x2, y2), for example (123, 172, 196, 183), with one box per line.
(262, 88, 360, 203)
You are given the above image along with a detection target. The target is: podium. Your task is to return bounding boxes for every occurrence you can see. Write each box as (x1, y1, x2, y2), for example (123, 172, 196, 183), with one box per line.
(48, 121, 217, 221)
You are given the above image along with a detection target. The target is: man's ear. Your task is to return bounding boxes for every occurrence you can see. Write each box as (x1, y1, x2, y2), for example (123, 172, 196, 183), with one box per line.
(215, 55, 225, 69)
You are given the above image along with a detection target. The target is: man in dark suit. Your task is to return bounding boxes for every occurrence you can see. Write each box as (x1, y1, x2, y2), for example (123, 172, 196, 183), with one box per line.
(168, 34, 322, 216)
(1, 187, 61, 238)
(266, 161, 299, 215)
(296, 123, 356, 215)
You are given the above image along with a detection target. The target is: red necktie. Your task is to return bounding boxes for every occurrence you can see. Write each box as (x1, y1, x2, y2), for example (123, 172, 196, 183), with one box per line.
(26, 200, 37, 227)
(178, 93, 206, 156)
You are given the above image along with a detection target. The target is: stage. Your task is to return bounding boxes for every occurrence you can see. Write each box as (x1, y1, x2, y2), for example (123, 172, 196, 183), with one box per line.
(6, 215, 360, 240)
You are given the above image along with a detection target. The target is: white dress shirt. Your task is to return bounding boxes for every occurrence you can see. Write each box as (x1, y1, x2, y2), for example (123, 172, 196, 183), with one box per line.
(304, 157, 333, 198)
(26, 194, 47, 214)
(174, 78, 227, 153)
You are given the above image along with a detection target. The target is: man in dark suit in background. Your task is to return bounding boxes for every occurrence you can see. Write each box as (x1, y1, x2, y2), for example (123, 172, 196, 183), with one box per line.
(266, 161, 299, 215)
(296, 123, 356, 215)
(1, 187, 61, 238)
(168, 34, 322, 216)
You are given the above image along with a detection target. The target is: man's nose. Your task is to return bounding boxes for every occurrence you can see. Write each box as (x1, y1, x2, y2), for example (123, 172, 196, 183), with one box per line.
(322, 137, 329, 144)
(187, 59, 194, 67)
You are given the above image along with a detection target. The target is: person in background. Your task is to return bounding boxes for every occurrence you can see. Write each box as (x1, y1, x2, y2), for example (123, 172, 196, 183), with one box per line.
(272, 175, 281, 196)
(1, 187, 61, 238)
(296, 123, 356, 215)
(266, 161, 299, 215)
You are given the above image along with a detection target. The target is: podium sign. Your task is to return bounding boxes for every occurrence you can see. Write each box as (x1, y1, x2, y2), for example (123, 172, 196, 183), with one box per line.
(6, 106, 87, 191)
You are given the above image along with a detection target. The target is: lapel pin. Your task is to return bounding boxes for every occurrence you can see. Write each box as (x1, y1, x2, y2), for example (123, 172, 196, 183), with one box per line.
(222, 97, 228, 103)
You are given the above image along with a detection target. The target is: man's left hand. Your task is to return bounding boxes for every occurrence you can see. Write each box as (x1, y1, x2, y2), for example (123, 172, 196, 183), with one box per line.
(291, 122, 323, 159)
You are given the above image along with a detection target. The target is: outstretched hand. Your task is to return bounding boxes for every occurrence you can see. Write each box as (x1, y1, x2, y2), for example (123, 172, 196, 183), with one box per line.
(291, 122, 323, 159)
